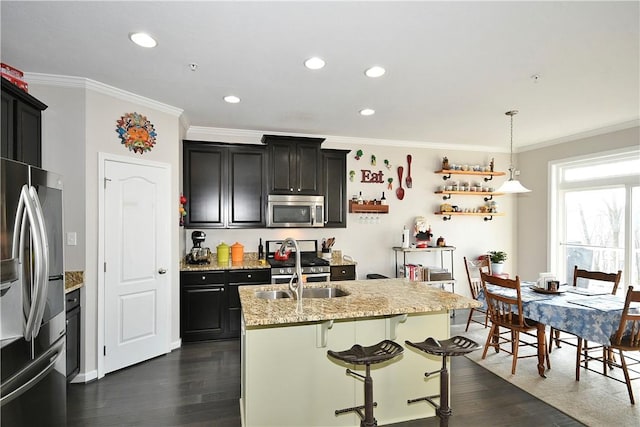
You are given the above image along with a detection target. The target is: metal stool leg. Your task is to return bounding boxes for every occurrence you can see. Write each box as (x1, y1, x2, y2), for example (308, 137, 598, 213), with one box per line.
(438, 356, 451, 427)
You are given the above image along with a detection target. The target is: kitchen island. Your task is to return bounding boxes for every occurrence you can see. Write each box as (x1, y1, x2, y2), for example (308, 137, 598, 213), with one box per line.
(239, 278, 481, 427)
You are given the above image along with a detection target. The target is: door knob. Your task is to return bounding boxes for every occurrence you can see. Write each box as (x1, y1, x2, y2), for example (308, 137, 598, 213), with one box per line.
(158, 268, 167, 274)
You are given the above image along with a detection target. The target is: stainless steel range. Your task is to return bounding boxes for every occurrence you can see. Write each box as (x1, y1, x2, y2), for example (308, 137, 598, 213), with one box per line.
(266, 240, 330, 283)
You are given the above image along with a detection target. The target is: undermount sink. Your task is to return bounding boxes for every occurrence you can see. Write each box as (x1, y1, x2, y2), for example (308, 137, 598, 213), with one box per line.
(302, 287, 349, 299)
(255, 290, 292, 300)
(254, 287, 349, 300)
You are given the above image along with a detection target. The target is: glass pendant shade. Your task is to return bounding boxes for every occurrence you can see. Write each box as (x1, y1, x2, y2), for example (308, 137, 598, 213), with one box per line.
(499, 110, 531, 194)
(496, 177, 531, 193)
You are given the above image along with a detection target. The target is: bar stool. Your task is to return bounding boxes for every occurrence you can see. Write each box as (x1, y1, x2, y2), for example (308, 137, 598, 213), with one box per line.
(327, 339, 404, 427)
(406, 336, 480, 427)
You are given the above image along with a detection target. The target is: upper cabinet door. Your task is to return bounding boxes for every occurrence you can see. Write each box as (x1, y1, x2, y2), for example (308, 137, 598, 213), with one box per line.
(183, 141, 267, 229)
(263, 134, 324, 195)
(322, 149, 349, 228)
(227, 146, 267, 227)
(1, 79, 47, 167)
(183, 143, 227, 228)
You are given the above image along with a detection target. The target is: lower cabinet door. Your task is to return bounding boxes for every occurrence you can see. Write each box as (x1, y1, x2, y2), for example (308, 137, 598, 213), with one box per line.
(65, 305, 80, 381)
(181, 285, 225, 342)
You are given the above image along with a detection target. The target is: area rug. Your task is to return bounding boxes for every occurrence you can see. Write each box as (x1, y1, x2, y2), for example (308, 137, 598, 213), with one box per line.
(452, 324, 640, 426)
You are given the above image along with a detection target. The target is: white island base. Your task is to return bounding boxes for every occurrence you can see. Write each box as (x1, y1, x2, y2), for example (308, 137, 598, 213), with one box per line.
(240, 311, 450, 427)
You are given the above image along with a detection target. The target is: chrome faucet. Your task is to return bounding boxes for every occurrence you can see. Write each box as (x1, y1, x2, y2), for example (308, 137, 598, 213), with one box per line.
(278, 238, 303, 310)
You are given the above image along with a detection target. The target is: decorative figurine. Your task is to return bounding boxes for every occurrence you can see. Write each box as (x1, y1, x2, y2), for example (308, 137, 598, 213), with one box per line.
(414, 217, 433, 248)
(442, 156, 449, 170)
(490, 157, 495, 172)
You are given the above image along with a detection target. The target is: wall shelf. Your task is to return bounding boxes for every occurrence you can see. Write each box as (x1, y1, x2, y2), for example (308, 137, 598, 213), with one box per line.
(435, 169, 505, 182)
(435, 190, 504, 201)
(349, 201, 389, 214)
(434, 211, 505, 221)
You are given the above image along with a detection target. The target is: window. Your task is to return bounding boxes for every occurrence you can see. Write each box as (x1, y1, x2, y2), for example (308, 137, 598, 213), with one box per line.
(551, 149, 640, 291)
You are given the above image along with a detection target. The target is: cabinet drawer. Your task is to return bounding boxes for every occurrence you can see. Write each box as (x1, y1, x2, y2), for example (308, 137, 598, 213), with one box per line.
(330, 265, 356, 281)
(180, 271, 225, 286)
(65, 289, 81, 312)
(227, 269, 270, 284)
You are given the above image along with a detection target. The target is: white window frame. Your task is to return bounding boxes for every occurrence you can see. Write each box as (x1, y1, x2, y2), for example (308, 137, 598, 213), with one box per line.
(550, 147, 640, 289)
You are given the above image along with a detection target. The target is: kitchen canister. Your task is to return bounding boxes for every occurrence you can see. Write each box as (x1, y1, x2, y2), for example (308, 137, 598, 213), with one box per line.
(231, 242, 244, 264)
(216, 242, 230, 264)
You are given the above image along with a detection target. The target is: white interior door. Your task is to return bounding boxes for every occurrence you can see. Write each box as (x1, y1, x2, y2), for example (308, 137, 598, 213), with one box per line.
(103, 159, 170, 374)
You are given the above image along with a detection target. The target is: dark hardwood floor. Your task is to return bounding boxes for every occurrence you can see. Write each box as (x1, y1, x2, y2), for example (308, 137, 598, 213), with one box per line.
(67, 310, 584, 426)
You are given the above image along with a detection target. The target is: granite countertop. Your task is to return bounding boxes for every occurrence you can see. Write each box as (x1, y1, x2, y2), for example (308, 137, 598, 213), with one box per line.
(180, 255, 270, 272)
(65, 271, 84, 293)
(239, 278, 481, 327)
(180, 250, 357, 272)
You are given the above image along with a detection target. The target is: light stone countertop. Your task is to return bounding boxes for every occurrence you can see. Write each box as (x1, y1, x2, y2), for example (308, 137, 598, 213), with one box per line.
(65, 271, 84, 293)
(180, 250, 357, 272)
(180, 252, 270, 272)
(239, 278, 481, 327)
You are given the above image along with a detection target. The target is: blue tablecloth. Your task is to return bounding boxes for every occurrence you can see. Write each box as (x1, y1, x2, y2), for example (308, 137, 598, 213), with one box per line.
(478, 283, 637, 346)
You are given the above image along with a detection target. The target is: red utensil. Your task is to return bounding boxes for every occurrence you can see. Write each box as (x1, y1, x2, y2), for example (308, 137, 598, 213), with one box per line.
(406, 154, 413, 188)
(396, 166, 405, 200)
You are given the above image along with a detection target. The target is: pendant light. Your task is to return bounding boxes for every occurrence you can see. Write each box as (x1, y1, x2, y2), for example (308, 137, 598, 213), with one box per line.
(496, 110, 531, 193)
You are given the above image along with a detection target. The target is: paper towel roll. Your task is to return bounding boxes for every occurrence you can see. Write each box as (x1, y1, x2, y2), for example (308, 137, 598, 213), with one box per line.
(402, 228, 410, 248)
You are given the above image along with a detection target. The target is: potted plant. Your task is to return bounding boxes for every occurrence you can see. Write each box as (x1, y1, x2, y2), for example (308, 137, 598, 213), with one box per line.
(488, 251, 507, 274)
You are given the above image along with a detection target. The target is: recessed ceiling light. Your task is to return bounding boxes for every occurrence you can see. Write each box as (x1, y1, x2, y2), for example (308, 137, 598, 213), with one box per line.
(365, 66, 386, 78)
(359, 108, 375, 116)
(129, 32, 157, 48)
(304, 57, 326, 70)
(224, 95, 240, 104)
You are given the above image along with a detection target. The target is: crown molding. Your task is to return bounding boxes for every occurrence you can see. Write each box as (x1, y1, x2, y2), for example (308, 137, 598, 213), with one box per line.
(519, 119, 640, 153)
(186, 126, 508, 153)
(23, 72, 184, 117)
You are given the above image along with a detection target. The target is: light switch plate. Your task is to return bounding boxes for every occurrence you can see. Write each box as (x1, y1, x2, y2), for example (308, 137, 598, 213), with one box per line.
(66, 232, 77, 246)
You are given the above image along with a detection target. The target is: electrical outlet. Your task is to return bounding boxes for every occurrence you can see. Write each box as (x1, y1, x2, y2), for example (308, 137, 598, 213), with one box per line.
(66, 232, 77, 246)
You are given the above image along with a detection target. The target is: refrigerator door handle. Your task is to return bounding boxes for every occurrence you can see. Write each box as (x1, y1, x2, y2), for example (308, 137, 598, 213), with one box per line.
(28, 186, 50, 339)
(16, 185, 45, 342)
(0, 337, 64, 406)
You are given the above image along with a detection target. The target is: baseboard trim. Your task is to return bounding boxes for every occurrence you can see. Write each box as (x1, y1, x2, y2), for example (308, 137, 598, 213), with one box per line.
(70, 369, 98, 384)
(170, 338, 182, 351)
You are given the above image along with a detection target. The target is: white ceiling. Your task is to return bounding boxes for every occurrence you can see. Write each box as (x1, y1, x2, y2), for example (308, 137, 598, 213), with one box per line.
(1, 1, 638, 149)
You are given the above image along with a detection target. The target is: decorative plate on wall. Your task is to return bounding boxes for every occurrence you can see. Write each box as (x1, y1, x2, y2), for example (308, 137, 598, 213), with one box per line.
(116, 112, 157, 154)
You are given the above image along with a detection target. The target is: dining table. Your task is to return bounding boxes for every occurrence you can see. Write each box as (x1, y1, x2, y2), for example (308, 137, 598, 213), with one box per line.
(478, 282, 639, 377)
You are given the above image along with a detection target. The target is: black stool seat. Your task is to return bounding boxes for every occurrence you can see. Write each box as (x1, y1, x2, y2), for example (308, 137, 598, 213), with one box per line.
(328, 340, 403, 427)
(406, 335, 480, 427)
(328, 340, 404, 365)
(405, 335, 481, 357)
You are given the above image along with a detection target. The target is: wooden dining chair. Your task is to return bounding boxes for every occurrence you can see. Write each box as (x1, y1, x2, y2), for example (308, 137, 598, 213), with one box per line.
(463, 255, 491, 331)
(608, 286, 640, 404)
(480, 272, 550, 375)
(550, 266, 622, 353)
(550, 266, 622, 381)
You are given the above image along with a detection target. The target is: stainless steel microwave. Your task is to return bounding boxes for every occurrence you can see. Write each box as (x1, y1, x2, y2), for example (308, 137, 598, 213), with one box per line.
(267, 195, 325, 228)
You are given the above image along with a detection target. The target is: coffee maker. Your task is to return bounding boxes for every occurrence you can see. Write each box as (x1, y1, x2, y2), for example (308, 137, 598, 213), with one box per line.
(186, 231, 211, 264)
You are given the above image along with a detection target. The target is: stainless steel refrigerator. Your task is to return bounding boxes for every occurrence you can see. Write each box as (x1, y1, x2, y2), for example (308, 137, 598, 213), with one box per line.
(1, 157, 66, 425)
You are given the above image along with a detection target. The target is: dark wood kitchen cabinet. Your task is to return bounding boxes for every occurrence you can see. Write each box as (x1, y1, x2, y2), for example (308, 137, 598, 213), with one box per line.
(183, 141, 266, 228)
(181, 269, 271, 342)
(330, 265, 356, 281)
(262, 134, 324, 195)
(322, 149, 349, 228)
(1, 78, 47, 167)
(225, 269, 270, 338)
(180, 271, 226, 342)
(65, 289, 81, 381)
